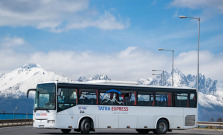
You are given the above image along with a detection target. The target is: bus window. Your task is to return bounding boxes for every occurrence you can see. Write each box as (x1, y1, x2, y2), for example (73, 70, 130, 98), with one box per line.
(155, 92, 172, 107)
(99, 90, 123, 105)
(120, 90, 136, 106)
(189, 92, 196, 107)
(138, 92, 154, 106)
(131, 91, 137, 105)
(174, 93, 188, 107)
(57, 88, 77, 112)
(78, 89, 97, 105)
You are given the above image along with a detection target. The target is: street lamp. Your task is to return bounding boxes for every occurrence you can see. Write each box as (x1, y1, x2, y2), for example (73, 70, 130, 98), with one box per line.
(179, 16, 200, 93)
(152, 70, 165, 86)
(158, 49, 174, 86)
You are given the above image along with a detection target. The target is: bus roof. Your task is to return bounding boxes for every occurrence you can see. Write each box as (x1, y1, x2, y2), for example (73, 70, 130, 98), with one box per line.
(38, 80, 196, 91)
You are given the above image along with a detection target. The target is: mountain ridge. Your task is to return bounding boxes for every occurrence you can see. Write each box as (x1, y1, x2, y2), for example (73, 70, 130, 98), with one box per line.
(0, 63, 73, 97)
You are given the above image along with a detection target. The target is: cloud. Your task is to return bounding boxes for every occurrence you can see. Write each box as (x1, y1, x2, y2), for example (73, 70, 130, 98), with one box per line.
(28, 47, 169, 81)
(0, 46, 222, 81)
(0, 0, 128, 32)
(176, 50, 223, 80)
(170, 0, 223, 14)
(65, 11, 128, 32)
(1, 37, 26, 48)
(0, 49, 28, 73)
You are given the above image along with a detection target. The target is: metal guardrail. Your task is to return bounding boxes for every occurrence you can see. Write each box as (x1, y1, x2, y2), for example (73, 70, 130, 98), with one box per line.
(197, 121, 223, 128)
(0, 113, 33, 120)
(0, 119, 33, 127)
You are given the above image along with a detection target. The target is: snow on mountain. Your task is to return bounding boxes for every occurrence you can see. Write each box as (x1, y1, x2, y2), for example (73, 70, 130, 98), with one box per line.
(137, 78, 153, 85)
(0, 63, 73, 97)
(198, 80, 223, 108)
(77, 73, 111, 82)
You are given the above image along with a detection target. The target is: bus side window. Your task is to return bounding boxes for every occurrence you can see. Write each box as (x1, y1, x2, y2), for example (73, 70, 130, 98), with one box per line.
(131, 91, 137, 105)
(137, 92, 154, 106)
(57, 88, 77, 112)
(120, 90, 136, 106)
(189, 93, 196, 107)
(155, 92, 172, 107)
(99, 90, 120, 105)
(174, 93, 188, 107)
(78, 89, 97, 105)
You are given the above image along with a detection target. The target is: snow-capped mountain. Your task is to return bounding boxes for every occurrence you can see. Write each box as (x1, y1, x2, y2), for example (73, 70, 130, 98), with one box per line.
(138, 69, 196, 87)
(138, 68, 223, 107)
(0, 63, 111, 98)
(0, 63, 73, 97)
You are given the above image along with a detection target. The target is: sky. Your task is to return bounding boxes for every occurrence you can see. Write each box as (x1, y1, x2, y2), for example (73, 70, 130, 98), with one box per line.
(0, 0, 223, 81)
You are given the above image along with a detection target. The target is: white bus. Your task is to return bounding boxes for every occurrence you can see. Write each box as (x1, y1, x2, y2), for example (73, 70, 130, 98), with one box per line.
(27, 81, 197, 134)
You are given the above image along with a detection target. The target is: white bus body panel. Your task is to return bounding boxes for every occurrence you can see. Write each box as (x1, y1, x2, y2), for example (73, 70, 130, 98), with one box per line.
(33, 105, 197, 130)
(33, 110, 57, 128)
(183, 108, 198, 128)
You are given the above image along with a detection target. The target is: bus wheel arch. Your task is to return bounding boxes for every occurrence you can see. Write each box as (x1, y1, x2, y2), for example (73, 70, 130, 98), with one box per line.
(154, 118, 169, 134)
(78, 116, 94, 133)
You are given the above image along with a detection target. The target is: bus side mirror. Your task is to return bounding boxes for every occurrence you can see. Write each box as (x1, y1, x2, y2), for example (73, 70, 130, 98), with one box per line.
(27, 89, 36, 98)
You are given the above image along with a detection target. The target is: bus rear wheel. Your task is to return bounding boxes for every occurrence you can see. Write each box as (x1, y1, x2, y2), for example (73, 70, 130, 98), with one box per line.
(61, 129, 71, 134)
(80, 118, 91, 134)
(153, 119, 168, 134)
(136, 129, 150, 134)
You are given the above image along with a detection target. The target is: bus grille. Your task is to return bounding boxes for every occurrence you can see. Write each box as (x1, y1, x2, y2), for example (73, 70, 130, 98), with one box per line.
(185, 115, 195, 126)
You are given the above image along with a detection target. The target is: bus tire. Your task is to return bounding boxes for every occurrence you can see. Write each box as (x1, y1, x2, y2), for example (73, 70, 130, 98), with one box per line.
(61, 129, 71, 134)
(154, 119, 169, 134)
(80, 118, 91, 134)
(136, 129, 150, 134)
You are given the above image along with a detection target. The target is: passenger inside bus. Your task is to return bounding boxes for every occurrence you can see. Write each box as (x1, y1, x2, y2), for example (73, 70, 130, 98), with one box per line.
(121, 92, 135, 106)
(123, 93, 130, 105)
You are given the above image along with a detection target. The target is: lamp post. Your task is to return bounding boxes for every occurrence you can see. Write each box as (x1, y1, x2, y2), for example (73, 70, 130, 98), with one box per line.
(179, 16, 200, 92)
(152, 70, 164, 86)
(158, 49, 174, 86)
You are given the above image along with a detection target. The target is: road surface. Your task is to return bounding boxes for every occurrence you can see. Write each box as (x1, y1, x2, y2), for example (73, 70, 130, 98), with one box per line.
(0, 126, 223, 135)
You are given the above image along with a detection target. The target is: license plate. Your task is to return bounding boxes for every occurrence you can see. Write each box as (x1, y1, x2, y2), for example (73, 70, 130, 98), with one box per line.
(38, 125, 44, 128)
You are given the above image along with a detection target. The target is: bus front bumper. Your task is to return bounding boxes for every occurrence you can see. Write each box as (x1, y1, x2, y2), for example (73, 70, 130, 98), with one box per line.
(33, 120, 56, 128)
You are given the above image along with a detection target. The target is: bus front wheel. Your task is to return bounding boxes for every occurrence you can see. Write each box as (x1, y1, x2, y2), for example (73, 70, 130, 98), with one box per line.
(136, 129, 150, 134)
(80, 118, 91, 134)
(153, 119, 169, 134)
(61, 129, 71, 134)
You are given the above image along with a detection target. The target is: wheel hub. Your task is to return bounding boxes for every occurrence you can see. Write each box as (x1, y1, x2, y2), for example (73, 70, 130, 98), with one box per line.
(159, 122, 166, 132)
(85, 123, 90, 130)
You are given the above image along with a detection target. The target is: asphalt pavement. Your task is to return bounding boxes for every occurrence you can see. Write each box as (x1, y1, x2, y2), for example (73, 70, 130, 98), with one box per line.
(0, 126, 223, 135)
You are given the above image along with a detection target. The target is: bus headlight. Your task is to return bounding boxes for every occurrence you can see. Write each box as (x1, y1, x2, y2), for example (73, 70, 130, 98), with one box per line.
(47, 120, 55, 124)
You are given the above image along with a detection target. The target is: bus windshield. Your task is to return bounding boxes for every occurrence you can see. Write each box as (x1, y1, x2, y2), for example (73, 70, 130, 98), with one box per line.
(34, 83, 56, 110)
